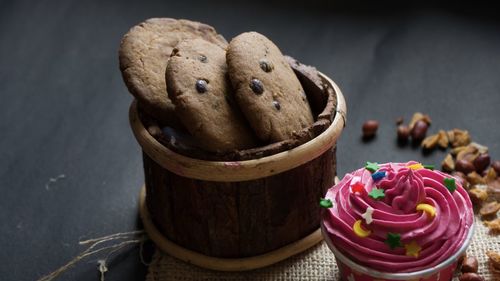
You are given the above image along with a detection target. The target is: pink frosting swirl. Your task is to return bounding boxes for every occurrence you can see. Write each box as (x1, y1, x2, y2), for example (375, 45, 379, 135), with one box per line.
(322, 161, 473, 273)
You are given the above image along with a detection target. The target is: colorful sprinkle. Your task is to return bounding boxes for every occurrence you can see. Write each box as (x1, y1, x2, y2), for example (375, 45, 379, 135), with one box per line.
(361, 206, 374, 224)
(404, 240, 422, 258)
(365, 162, 380, 173)
(385, 232, 402, 249)
(423, 164, 435, 170)
(319, 198, 333, 208)
(368, 188, 385, 200)
(408, 163, 424, 170)
(353, 220, 371, 238)
(351, 182, 365, 194)
(416, 203, 436, 218)
(371, 171, 386, 181)
(444, 178, 456, 193)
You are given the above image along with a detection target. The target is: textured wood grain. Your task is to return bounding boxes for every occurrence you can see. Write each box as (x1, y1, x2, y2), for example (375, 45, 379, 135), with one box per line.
(143, 147, 336, 258)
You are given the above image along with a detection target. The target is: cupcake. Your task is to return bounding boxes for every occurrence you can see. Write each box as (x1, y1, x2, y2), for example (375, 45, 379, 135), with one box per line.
(321, 161, 474, 281)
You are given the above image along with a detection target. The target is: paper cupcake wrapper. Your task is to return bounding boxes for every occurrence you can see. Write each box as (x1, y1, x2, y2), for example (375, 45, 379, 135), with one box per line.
(321, 218, 475, 281)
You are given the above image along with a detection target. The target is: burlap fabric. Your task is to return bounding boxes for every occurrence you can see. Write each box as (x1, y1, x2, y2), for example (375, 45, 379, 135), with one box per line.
(146, 216, 500, 280)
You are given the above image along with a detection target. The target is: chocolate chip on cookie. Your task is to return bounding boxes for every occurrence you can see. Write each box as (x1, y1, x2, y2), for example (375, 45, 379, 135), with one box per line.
(166, 38, 258, 153)
(250, 79, 264, 95)
(227, 32, 314, 142)
(119, 18, 227, 125)
(259, 59, 274, 73)
(195, 79, 208, 93)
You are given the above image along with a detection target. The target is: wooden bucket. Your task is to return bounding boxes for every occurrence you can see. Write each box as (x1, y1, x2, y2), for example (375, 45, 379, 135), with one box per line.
(130, 73, 346, 271)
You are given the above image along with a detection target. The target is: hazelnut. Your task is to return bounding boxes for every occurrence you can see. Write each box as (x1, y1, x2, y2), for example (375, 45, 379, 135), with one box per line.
(397, 125, 410, 142)
(411, 120, 428, 143)
(455, 159, 476, 175)
(473, 154, 491, 174)
(362, 120, 379, 139)
(461, 256, 479, 273)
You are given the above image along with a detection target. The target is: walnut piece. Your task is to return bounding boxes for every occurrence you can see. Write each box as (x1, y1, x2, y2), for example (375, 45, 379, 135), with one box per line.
(469, 188, 488, 205)
(480, 201, 500, 217)
(457, 145, 479, 163)
(422, 133, 440, 150)
(484, 219, 500, 233)
(442, 153, 455, 172)
(487, 250, 500, 271)
(437, 130, 449, 149)
(450, 129, 471, 148)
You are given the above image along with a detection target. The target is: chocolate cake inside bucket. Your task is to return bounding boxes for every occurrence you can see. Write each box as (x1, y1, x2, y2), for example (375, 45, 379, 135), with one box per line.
(130, 58, 346, 263)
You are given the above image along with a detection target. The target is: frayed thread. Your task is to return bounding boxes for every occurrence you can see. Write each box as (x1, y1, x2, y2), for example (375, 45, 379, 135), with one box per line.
(38, 230, 147, 281)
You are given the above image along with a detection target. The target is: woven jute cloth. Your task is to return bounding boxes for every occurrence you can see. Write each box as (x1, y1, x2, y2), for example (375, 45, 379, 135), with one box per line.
(146, 216, 500, 281)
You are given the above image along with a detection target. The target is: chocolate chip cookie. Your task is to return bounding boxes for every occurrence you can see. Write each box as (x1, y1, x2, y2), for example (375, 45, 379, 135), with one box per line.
(119, 18, 227, 125)
(226, 32, 314, 142)
(165, 38, 257, 153)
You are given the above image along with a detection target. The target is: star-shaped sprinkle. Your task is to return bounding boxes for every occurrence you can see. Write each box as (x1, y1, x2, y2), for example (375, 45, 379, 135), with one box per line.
(368, 188, 385, 200)
(416, 203, 436, 219)
(444, 178, 456, 193)
(404, 240, 422, 258)
(347, 273, 355, 281)
(351, 182, 365, 194)
(423, 164, 435, 170)
(319, 198, 333, 208)
(371, 171, 386, 181)
(408, 163, 424, 170)
(385, 232, 402, 249)
(365, 162, 380, 173)
(353, 220, 371, 238)
(361, 206, 374, 224)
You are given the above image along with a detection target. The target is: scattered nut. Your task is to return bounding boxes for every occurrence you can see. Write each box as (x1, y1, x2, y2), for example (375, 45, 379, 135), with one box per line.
(409, 112, 432, 130)
(447, 130, 455, 145)
(480, 201, 500, 217)
(362, 120, 379, 139)
(470, 142, 489, 154)
(473, 154, 491, 174)
(485, 167, 498, 183)
(450, 129, 471, 148)
(437, 130, 449, 149)
(457, 145, 479, 163)
(492, 161, 500, 175)
(397, 125, 410, 142)
(484, 218, 500, 233)
(421, 133, 440, 150)
(468, 188, 488, 205)
(452, 145, 468, 156)
(461, 256, 479, 273)
(487, 179, 500, 202)
(442, 154, 455, 172)
(467, 172, 485, 186)
(456, 159, 476, 175)
(487, 250, 500, 271)
(459, 272, 484, 281)
(411, 120, 428, 143)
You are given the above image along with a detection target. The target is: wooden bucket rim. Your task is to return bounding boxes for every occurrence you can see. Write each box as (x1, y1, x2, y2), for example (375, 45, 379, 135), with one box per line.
(129, 72, 347, 182)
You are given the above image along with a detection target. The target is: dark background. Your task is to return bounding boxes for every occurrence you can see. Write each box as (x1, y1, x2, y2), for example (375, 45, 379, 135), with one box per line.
(1, 0, 499, 280)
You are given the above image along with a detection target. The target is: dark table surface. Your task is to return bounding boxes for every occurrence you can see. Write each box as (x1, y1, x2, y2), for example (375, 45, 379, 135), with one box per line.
(1, 1, 500, 280)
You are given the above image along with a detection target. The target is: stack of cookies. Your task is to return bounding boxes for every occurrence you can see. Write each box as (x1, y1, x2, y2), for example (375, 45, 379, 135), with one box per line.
(119, 18, 335, 159)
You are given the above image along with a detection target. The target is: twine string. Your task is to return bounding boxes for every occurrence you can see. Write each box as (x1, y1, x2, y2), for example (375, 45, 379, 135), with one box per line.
(38, 230, 146, 281)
